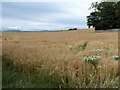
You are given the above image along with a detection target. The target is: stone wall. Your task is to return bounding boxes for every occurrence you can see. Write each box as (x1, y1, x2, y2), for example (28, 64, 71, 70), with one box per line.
(95, 29, 120, 33)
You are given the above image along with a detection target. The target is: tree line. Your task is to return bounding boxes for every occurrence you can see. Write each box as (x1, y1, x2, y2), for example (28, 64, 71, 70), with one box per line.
(87, 1, 120, 30)
(69, 28, 77, 30)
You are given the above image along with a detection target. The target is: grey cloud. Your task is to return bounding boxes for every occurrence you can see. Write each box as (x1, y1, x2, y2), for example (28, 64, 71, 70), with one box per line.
(2, 2, 89, 30)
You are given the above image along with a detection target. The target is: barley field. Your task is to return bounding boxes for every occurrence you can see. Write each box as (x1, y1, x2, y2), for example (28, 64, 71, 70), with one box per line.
(2, 29, 119, 88)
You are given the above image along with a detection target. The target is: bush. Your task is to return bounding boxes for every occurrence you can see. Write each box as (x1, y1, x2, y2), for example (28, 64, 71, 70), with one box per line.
(69, 28, 77, 30)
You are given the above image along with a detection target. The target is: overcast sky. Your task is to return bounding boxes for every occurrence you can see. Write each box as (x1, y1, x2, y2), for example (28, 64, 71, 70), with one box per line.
(2, 0, 100, 31)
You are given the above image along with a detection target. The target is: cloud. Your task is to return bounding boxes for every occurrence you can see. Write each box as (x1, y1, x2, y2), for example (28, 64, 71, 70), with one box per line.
(2, 0, 100, 2)
(34, 22, 53, 25)
(2, 1, 100, 30)
(8, 26, 21, 30)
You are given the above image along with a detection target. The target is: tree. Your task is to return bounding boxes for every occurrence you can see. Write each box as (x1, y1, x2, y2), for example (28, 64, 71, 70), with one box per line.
(87, 1, 120, 30)
(68, 28, 77, 30)
(115, 1, 120, 28)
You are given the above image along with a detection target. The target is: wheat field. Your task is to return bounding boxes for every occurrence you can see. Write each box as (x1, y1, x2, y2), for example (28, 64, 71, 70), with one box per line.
(2, 29, 119, 88)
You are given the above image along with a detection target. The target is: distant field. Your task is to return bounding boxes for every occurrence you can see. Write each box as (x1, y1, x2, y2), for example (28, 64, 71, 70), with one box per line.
(2, 30, 119, 88)
(78, 28, 95, 31)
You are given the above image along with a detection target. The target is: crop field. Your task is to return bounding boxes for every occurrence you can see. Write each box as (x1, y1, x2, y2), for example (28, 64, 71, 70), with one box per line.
(2, 29, 119, 88)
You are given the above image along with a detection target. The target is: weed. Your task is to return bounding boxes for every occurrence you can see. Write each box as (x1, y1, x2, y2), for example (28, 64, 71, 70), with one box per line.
(68, 45, 72, 50)
(81, 42, 88, 51)
(84, 56, 101, 68)
(42, 40, 47, 42)
(92, 49, 104, 52)
(15, 41, 19, 44)
(112, 56, 120, 60)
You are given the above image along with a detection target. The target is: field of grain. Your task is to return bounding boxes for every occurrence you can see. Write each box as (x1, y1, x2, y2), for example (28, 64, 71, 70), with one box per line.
(2, 29, 119, 88)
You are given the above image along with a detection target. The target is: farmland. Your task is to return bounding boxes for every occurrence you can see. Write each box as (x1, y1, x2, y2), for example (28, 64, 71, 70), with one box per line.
(2, 29, 119, 88)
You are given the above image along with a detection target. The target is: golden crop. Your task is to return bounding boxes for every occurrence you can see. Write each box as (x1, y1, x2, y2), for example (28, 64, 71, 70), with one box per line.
(2, 29, 119, 88)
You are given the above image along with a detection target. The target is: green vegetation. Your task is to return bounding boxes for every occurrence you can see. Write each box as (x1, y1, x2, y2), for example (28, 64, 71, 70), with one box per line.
(87, 1, 120, 30)
(69, 28, 77, 30)
(84, 56, 101, 68)
(68, 42, 88, 54)
(81, 42, 88, 51)
(15, 41, 19, 44)
(49, 30, 68, 32)
(0, 57, 2, 89)
(2, 60, 59, 88)
(42, 40, 47, 42)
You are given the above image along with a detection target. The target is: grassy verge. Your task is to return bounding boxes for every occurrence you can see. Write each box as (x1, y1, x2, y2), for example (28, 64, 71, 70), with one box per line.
(2, 59, 119, 88)
(0, 57, 2, 89)
(2, 60, 59, 88)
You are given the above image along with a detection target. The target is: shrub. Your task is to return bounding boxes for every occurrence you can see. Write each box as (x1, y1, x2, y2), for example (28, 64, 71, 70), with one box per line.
(84, 56, 102, 68)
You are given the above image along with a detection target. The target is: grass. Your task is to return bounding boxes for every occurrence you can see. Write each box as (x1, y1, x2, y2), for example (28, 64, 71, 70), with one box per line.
(2, 60, 59, 88)
(2, 29, 119, 88)
(80, 42, 88, 51)
(0, 57, 2, 89)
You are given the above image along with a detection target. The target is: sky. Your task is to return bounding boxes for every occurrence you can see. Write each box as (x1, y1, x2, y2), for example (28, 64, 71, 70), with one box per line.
(2, 0, 100, 31)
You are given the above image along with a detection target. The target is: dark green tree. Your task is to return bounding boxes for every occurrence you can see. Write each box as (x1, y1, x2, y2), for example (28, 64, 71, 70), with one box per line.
(115, 1, 120, 28)
(87, 1, 120, 30)
(68, 28, 77, 30)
